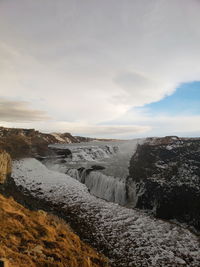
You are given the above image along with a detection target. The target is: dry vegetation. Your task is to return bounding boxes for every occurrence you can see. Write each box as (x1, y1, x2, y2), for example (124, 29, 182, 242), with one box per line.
(0, 194, 109, 267)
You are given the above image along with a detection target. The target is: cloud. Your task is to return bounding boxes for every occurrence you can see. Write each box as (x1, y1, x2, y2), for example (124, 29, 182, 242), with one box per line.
(0, 98, 50, 122)
(0, 119, 151, 138)
(113, 71, 169, 106)
(54, 123, 151, 137)
(0, 0, 200, 137)
(144, 115, 200, 137)
(113, 109, 200, 137)
(1, 113, 199, 138)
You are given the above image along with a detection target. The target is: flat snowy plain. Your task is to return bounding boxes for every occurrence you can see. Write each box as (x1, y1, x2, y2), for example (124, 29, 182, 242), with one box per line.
(12, 158, 200, 267)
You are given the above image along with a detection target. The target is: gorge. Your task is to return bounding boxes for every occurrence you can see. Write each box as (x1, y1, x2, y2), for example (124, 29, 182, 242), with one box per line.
(0, 127, 200, 266)
(43, 137, 200, 232)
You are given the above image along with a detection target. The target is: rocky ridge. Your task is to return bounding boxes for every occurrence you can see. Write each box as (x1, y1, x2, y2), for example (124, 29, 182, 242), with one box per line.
(0, 126, 118, 159)
(0, 127, 79, 158)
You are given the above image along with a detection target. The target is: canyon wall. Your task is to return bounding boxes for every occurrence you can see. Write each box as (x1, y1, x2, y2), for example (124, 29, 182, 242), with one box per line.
(128, 136, 200, 230)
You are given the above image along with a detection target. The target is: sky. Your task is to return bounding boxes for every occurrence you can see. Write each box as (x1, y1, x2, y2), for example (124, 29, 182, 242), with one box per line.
(0, 0, 200, 138)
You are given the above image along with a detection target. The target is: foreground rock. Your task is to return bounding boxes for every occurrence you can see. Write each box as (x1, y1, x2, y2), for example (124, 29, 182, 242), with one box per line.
(11, 158, 200, 266)
(0, 150, 11, 184)
(0, 193, 108, 267)
(128, 136, 200, 231)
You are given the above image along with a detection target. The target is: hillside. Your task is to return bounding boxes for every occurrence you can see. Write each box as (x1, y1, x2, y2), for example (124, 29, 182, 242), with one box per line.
(0, 127, 80, 159)
(0, 126, 117, 159)
(0, 193, 108, 267)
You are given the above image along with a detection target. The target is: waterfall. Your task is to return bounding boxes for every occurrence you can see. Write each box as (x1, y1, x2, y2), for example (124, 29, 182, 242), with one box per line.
(44, 140, 142, 206)
(65, 167, 127, 205)
(49, 143, 119, 162)
(65, 168, 80, 181)
(84, 171, 127, 205)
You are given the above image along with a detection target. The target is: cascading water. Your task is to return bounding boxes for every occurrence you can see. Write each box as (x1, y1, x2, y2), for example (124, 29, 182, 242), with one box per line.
(85, 172, 127, 205)
(44, 140, 142, 206)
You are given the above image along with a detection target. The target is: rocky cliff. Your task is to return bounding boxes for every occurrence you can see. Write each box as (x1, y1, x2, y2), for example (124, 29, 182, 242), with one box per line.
(0, 150, 11, 183)
(128, 136, 200, 231)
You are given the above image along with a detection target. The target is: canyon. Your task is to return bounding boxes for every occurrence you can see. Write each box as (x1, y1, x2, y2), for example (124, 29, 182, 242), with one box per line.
(0, 127, 200, 266)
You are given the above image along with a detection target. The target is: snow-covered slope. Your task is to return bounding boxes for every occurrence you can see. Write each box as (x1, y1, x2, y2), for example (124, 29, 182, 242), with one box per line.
(12, 158, 200, 267)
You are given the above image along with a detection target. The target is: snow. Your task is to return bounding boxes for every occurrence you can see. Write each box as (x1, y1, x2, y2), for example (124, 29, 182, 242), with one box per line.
(12, 158, 200, 266)
(166, 145, 174, 150)
(51, 133, 66, 143)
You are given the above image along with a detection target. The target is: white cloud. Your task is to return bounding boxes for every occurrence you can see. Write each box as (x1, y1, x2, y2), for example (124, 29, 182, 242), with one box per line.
(0, 0, 200, 136)
(1, 114, 199, 138)
(0, 98, 49, 122)
(113, 71, 171, 106)
(0, 120, 151, 138)
(144, 115, 200, 137)
(113, 111, 200, 137)
(51, 122, 151, 137)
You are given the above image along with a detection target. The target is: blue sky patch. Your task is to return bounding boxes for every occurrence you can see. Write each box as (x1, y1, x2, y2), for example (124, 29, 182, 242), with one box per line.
(143, 81, 200, 116)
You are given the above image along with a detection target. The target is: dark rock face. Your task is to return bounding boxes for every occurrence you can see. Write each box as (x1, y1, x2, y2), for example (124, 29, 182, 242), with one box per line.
(50, 148, 72, 158)
(128, 136, 200, 231)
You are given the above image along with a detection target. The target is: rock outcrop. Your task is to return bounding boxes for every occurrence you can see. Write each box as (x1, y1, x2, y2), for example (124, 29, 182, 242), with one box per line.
(0, 150, 11, 184)
(128, 136, 200, 230)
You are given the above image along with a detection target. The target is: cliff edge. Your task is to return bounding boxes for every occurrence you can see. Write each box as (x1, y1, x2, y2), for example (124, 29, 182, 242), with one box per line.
(128, 136, 200, 231)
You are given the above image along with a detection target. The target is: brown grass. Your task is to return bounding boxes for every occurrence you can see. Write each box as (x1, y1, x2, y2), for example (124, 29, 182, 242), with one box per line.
(0, 194, 109, 267)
